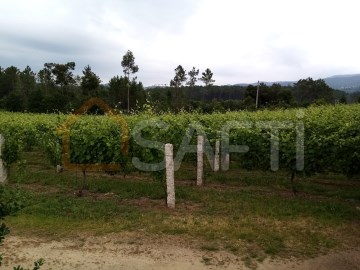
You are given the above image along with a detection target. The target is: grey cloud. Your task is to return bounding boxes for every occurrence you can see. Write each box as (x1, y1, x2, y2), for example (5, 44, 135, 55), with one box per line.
(0, 0, 198, 86)
(269, 47, 307, 69)
(1, 33, 85, 55)
(106, 0, 196, 33)
(1, 0, 358, 86)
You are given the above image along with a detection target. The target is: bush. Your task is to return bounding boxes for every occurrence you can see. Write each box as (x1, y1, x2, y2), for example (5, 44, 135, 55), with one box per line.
(0, 186, 44, 269)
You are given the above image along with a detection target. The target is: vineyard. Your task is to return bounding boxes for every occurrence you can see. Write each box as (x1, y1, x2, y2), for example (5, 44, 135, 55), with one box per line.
(1, 104, 360, 268)
(0, 104, 359, 177)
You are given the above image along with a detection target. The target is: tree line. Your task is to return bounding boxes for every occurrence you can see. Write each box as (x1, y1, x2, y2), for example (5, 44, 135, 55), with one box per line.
(0, 50, 358, 114)
(0, 50, 145, 113)
(155, 63, 355, 112)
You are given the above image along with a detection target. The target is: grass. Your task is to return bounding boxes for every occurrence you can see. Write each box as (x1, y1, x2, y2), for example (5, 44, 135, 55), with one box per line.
(4, 150, 360, 266)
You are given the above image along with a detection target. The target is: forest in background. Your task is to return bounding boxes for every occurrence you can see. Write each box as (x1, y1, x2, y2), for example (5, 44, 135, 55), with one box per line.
(1, 61, 359, 114)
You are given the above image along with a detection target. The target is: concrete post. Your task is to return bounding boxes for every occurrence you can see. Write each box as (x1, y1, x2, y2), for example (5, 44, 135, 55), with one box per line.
(165, 143, 175, 208)
(214, 140, 220, 172)
(197, 135, 204, 186)
(0, 135, 7, 184)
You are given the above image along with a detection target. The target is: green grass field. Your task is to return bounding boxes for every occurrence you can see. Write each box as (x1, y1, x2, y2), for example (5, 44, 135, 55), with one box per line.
(3, 149, 360, 268)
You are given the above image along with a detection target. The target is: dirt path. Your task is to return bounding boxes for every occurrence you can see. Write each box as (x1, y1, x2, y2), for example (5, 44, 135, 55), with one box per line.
(2, 234, 360, 270)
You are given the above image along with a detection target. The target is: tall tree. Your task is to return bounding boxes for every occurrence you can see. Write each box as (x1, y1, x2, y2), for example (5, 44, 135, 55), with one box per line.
(16, 66, 36, 109)
(5, 91, 24, 112)
(81, 65, 101, 96)
(51, 62, 76, 90)
(37, 64, 55, 95)
(28, 89, 44, 113)
(186, 67, 199, 87)
(200, 68, 215, 87)
(121, 50, 139, 113)
(170, 65, 187, 111)
(41, 62, 76, 94)
(170, 65, 187, 88)
(0, 66, 20, 98)
(19, 66, 36, 95)
(108, 76, 127, 109)
(108, 75, 145, 112)
(293, 77, 334, 105)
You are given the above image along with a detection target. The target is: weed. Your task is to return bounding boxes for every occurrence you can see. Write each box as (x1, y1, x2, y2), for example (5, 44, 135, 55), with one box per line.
(4, 153, 360, 260)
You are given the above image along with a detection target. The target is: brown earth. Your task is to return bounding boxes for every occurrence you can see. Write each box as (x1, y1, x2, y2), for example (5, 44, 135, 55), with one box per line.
(2, 234, 359, 270)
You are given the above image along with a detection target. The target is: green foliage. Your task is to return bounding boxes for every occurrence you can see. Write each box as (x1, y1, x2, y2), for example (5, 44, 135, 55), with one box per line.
(0, 222, 9, 266)
(0, 186, 32, 217)
(148, 82, 297, 113)
(170, 65, 187, 88)
(293, 78, 334, 106)
(0, 186, 42, 269)
(246, 83, 294, 108)
(19, 66, 36, 95)
(41, 92, 68, 112)
(200, 68, 215, 87)
(339, 94, 347, 104)
(7, 165, 360, 261)
(0, 62, 107, 114)
(109, 75, 127, 107)
(108, 76, 145, 111)
(81, 65, 101, 95)
(170, 65, 187, 110)
(0, 61, 347, 114)
(187, 67, 199, 87)
(5, 91, 25, 112)
(0, 66, 20, 98)
(69, 116, 125, 165)
(0, 223, 10, 243)
(28, 90, 44, 113)
(121, 50, 139, 77)
(48, 62, 76, 88)
(121, 50, 139, 113)
(0, 104, 359, 179)
(13, 258, 45, 270)
(1, 138, 20, 168)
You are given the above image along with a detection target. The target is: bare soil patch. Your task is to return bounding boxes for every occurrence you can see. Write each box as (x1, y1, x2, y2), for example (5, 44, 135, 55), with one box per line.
(2, 234, 359, 270)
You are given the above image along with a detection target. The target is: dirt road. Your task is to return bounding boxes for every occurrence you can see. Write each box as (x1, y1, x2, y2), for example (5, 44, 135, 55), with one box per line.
(2, 234, 360, 270)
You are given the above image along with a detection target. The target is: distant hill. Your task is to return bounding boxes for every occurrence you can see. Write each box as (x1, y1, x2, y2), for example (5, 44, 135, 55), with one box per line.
(234, 81, 295, 87)
(323, 74, 360, 92)
(234, 74, 360, 93)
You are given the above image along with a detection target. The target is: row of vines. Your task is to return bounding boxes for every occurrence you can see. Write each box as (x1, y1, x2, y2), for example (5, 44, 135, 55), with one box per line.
(0, 104, 359, 177)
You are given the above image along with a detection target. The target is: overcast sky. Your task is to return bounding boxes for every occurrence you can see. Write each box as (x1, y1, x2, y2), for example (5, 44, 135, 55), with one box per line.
(1, 0, 359, 86)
